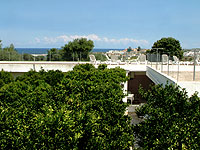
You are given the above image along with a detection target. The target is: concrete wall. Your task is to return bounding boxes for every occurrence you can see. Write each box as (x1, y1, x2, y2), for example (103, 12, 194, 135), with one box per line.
(146, 66, 200, 97)
(0, 61, 89, 72)
(1, 62, 200, 97)
(146, 66, 176, 86)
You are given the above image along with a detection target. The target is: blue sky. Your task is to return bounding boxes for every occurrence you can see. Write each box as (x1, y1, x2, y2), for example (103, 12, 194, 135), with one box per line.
(1, 0, 200, 49)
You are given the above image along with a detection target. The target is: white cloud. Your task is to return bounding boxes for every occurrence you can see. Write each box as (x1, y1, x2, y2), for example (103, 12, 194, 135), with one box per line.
(102, 38, 149, 45)
(35, 37, 41, 43)
(57, 35, 71, 42)
(43, 37, 58, 43)
(35, 34, 149, 47)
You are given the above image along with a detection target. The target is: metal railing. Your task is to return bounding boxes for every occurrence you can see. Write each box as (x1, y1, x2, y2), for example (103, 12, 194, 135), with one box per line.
(147, 50, 200, 82)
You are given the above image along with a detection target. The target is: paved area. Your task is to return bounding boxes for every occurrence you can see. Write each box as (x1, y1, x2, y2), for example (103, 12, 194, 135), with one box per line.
(162, 71, 200, 81)
(150, 64, 200, 81)
(128, 112, 143, 125)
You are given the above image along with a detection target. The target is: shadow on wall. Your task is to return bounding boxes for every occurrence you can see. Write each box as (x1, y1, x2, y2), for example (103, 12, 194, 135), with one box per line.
(128, 71, 154, 104)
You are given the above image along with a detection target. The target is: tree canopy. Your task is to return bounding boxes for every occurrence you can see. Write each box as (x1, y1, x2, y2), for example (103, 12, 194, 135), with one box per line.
(0, 40, 2, 49)
(0, 70, 14, 88)
(47, 48, 63, 61)
(151, 37, 183, 59)
(0, 43, 22, 61)
(62, 38, 94, 61)
(0, 41, 46, 61)
(0, 64, 134, 149)
(137, 46, 141, 51)
(134, 84, 200, 149)
(0, 39, 95, 61)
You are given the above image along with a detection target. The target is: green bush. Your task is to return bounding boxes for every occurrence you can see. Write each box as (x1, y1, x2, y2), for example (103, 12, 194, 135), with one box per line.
(134, 84, 200, 149)
(0, 64, 134, 149)
(0, 70, 14, 88)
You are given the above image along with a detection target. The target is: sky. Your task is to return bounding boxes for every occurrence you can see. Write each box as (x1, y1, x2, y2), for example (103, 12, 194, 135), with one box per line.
(0, 0, 200, 49)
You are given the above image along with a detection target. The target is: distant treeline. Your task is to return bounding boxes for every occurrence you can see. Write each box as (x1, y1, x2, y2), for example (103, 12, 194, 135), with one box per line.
(0, 38, 94, 61)
(0, 43, 45, 61)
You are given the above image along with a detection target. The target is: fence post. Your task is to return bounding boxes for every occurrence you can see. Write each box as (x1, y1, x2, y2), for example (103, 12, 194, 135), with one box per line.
(156, 49, 158, 70)
(167, 55, 169, 75)
(161, 54, 163, 72)
(193, 49, 196, 81)
(177, 61, 179, 82)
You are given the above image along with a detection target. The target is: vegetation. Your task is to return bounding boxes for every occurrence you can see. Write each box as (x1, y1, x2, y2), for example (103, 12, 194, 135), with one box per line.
(0, 43, 21, 61)
(62, 38, 94, 61)
(0, 41, 45, 61)
(137, 46, 141, 51)
(92, 52, 107, 61)
(130, 56, 138, 60)
(151, 37, 183, 59)
(181, 56, 193, 61)
(0, 70, 14, 88)
(0, 40, 2, 49)
(0, 64, 134, 149)
(127, 46, 132, 52)
(134, 84, 200, 149)
(47, 48, 63, 61)
(0, 38, 94, 61)
(47, 38, 94, 61)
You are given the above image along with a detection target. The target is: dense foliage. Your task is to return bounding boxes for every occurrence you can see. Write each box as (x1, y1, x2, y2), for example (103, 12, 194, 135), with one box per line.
(47, 48, 63, 61)
(134, 84, 200, 149)
(151, 37, 183, 59)
(0, 39, 94, 61)
(0, 70, 14, 88)
(0, 43, 21, 61)
(0, 41, 46, 61)
(0, 64, 134, 149)
(62, 38, 94, 61)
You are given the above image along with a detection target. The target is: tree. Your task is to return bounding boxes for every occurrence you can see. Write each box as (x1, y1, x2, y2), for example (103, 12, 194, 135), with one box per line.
(34, 55, 46, 61)
(47, 48, 63, 61)
(0, 64, 134, 149)
(0, 42, 23, 61)
(93, 52, 107, 61)
(152, 37, 183, 59)
(62, 38, 94, 61)
(0, 44, 21, 61)
(134, 84, 200, 149)
(0, 70, 14, 88)
(137, 46, 141, 51)
(23, 53, 33, 61)
(0, 40, 2, 50)
(127, 46, 132, 52)
(60, 64, 134, 149)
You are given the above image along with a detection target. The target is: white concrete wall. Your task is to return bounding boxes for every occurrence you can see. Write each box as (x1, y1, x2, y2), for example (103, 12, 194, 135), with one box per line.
(0, 61, 89, 72)
(147, 66, 200, 97)
(0, 61, 147, 73)
(107, 64, 146, 72)
(1, 62, 200, 97)
(146, 66, 176, 86)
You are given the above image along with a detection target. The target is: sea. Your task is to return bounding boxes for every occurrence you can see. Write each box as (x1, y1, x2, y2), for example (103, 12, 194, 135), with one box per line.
(15, 48, 124, 54)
